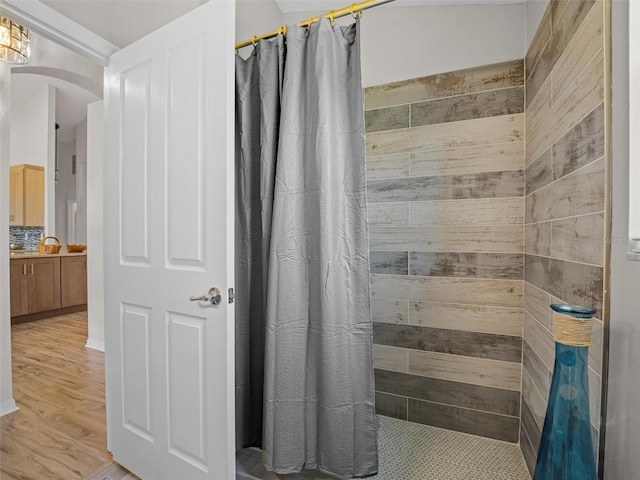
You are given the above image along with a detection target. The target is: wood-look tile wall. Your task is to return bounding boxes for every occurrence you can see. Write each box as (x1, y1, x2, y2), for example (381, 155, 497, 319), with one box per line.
(364, 59, 525, 443)
(521, 0, 606, 475)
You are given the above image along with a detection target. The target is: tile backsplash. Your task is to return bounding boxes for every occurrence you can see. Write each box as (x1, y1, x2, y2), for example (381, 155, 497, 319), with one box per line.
(10, 226, 45, 250)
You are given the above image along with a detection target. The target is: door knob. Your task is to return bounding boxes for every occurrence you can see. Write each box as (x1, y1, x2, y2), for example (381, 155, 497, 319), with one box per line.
(190, 287, 221, 305)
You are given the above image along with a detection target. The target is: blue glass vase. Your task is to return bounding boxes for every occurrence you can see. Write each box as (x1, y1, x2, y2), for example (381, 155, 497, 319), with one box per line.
(534, 305, 597, 480)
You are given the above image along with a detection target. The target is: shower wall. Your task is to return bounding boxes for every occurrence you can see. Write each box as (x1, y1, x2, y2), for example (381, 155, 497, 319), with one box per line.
(364, 60, 525, 443)
(520, 0, 606, 474)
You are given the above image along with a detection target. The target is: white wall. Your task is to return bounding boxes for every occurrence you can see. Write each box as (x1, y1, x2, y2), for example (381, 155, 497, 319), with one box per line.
(526, 0, 549, 49)
(28, 33, 103, 85)
(10, 82, 56, 232)
(55, 138, 77, 245)
(86, 101, 104, 352)
(0, 62, 18, 416)
(236, 0, 283, 47)
(605, 1, 640, 478)
(75, 119, 87, 245)
(283, 4, 527, 87)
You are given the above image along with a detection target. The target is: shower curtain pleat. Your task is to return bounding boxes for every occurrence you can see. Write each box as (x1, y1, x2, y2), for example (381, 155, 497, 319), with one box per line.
(234, 35, 285, 450)
(235, 17, 378, 477)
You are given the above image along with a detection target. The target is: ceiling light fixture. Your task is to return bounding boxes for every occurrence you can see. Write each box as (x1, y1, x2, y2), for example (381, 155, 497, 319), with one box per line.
(0, 16, 30, 64)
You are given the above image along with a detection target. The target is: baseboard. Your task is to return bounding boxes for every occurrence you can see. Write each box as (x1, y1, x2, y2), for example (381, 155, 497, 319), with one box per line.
(85, 339, 105, 352)
(11, 305, 87, 324)
(0, 399, 19, 417)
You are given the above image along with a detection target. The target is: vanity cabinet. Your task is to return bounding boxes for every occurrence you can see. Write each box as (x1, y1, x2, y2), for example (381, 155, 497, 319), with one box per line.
(9, 260, 29, 317)
(61, 256, 87, 308)
(29, 257, 62, 313)
(10, 257, 62, 316)
(9, 164, 45, 226)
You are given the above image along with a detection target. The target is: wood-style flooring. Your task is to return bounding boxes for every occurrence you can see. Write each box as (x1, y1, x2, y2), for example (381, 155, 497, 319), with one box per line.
(0, 311, 113, 479)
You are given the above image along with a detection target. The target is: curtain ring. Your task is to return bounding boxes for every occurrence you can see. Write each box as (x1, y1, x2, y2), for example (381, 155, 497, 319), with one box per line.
(329, 11, 335, 28)
(251, 36, 257, 47)
(351, 5, 362, 19)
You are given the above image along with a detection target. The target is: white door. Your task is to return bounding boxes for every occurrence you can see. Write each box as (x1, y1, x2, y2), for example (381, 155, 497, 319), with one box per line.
(103, 1, 235, 479)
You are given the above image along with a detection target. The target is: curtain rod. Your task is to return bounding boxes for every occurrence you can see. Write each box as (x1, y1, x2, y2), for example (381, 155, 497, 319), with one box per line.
(235, 0, 396, 50)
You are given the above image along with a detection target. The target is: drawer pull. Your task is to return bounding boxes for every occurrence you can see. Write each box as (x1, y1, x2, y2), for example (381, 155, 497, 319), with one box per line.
(23, 264, 26, 275)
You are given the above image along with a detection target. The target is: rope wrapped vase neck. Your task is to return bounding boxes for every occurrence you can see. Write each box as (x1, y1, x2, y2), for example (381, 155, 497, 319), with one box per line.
(551, 304, 597, 347)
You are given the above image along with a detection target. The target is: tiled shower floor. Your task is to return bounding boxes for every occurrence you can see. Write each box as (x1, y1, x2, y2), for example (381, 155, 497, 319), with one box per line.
(237, 415, 531, 480)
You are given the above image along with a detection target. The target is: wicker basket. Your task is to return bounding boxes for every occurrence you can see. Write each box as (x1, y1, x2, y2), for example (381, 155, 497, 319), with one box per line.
(66, 244, 87, 253)
(37, 236, 62, 254)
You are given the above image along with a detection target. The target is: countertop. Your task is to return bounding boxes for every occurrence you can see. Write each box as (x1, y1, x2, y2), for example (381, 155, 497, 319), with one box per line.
(9, 251, 87, 259)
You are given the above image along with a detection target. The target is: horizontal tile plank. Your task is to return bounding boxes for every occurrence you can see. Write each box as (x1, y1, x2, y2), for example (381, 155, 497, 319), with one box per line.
(370, 274, 524, 307)
(374, 391, 407, 420)
(373, 322, 522, 362)
(521, 400, 542, 454)
(522, 366, 549, 430)
(364, 60, 524, 110)
(525, 79, 552, 163)
(552, 0, 604, 102)
(410, 87, 524, 127)
(367, 202, 409, 227)
(526, 1, 551, 80)
(525, 158, 605, 223)
(589, 367, 601, 427)
(523, 339, 552, 400)
(408, 398, 520, 442)
(367, 170, 524, 203)
(371, 298, 409, 324)
(527, 48, 604, 165)
(366, 153, 411, 179)
(409, 141, 524, 177)
(525, 221, 552, 257)
(409, 252, 523, 280)
(410, 198, 524, 227)
(374, 368, 520, 416)
(551, 212, 605, 265)
(373, 344, 408, 373)
(369, 225, 524, 253)
(370, 251, 408, 275)
(365, 105, 410, 133)
(408, 349, 522, 390)
(589, 317, 603, 375)
(552, 103, 605, 181)
(366, 114, 524, 157)
(524, 281, 552, 329)
(525, 148, 553, 194)
(525, 254, 604, 315)
(520, 419, 537, 476)
(409, 301, 523, 337)
(526, 0, 598, 108)
(523, 310, 555, 371)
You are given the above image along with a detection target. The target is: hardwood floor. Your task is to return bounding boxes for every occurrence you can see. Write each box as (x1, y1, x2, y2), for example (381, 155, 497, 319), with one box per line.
(0, 311, 113, 479)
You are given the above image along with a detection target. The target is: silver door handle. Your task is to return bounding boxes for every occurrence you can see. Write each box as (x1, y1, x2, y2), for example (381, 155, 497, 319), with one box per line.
(189, 287, 221, 305)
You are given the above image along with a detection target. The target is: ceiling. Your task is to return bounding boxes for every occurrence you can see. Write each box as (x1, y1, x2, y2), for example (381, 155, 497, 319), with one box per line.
(38, 0, 527, 47)
(40, 0, 203, 48)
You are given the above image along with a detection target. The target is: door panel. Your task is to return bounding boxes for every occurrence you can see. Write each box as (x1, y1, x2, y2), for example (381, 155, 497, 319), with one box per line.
(121, 303, 153, 441)
(104, 1, 235, 479)
(120, 61, 151, 265)
(167, 312, 207, 469)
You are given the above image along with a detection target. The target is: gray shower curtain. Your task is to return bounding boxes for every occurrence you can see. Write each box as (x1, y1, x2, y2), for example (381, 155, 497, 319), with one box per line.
(235, 33, 284, 451)
(235, 17, 378, 477)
